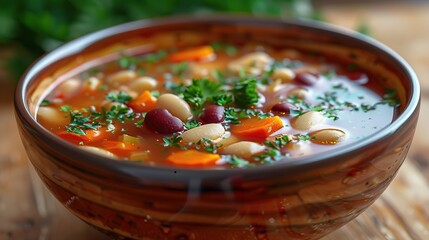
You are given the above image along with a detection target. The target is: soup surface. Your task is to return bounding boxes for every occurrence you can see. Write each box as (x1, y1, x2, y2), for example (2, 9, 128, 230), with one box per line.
(37, 40, 400, 168)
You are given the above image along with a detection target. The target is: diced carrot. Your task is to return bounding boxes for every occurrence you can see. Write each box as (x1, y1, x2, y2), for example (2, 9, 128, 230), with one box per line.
(167, 150, 220, 166)
(100, 140, 138, 156)
(127, 90, 157, 112)
(168, 46, 214, 62)
(57, 128, 108, 144)
(231, 116, 284, 139)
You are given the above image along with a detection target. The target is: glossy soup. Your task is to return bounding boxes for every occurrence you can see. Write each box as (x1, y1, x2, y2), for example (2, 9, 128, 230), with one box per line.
(36, 40, 399, 168)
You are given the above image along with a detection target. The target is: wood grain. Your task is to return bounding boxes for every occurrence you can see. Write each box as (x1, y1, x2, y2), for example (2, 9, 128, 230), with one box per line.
(1, 2, 429, 239)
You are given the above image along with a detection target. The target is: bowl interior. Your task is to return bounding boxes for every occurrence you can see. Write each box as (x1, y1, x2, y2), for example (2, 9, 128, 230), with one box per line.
(16, 15, 420, 182)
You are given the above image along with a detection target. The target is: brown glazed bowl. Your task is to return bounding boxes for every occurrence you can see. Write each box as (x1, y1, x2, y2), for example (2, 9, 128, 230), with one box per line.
(15, 16, 419, 240)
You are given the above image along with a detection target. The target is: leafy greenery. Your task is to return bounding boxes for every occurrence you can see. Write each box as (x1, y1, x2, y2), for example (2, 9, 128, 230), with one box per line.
(232, 79, 259, 108)
(2, 0, 316, 82)
(106, 91, 132, 104)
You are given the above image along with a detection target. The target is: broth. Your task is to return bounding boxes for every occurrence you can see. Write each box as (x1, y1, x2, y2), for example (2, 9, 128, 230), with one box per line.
(37, 39, 398, 168)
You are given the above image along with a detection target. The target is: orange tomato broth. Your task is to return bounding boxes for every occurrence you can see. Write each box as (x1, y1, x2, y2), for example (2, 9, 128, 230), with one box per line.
(36, 40, 398, 168)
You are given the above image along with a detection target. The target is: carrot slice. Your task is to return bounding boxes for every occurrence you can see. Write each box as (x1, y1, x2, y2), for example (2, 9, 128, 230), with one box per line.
(167, 150, 220, 166)
(57, 128, 108, 144)
(127, 90, 157, 112)
(101, 140, 138, 156)
(168, 46, 214, 62)
(231, 116, 284, 138)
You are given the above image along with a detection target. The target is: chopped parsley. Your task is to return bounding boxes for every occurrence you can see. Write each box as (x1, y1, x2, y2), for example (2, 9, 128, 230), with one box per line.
(184, 120, 200, 130)
(105, 91, 132, 104)
(194, 138, 221, 153)
(59, 105, 72, 112)
(117, 56, 140, 69)
(163, 135, 182, 148)
(171, 62, 188, 76)
(210, 42, 238, 56)
(232, 79, 259, 108)
(40, 99, 51, 106)
(224, 155, 252, 168)
(143, 50, 168, 63)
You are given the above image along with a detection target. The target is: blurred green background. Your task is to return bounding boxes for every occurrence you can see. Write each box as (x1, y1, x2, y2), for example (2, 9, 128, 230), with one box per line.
(0, 0, 325, 83)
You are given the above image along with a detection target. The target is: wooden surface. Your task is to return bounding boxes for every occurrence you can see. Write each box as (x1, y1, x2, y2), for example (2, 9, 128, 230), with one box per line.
(2, 2, 429, 239)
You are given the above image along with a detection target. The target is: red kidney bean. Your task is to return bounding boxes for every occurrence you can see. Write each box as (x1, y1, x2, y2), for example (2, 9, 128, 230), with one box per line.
(293, 73, 319, 86)
(144, 108, 184, 134)
(271, 103, 294, 115)
(200, 105, 225, 124)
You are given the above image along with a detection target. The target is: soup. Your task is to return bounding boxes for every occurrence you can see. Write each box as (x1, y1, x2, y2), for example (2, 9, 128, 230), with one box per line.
(36, 40, 399, 168)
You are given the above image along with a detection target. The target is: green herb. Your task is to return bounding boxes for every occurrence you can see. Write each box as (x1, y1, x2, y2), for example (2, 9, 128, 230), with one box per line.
(380, 88, 400, 107)
(332, 83, 348, 91)
(232, 79, 259, 108)
(163, 135, 182, 148)
(117, 56, 141, 69)
(224, 107, 271, 124)
(254, 148, 282, 163)
(103, 105, 135, 123)
(356, 21, 371, 36)
(297, 133, 314, 141)
(81, 68, 100, 79)
(212, 94, 233, 106)
(40, 99, 51, 106)
(65, 112, 101, 135)
(106, 91, 132, 104)
(134, 119, 145, 128)
(143, 50, 167, 63)
(59, 105, 72, 112)
(151, 91, 160, 98)
(183, 78, 224, 112)
(137, 69, 147, 76)
(184, 120, 200, 130)
(210, 42, 238, 56)
(264, 135, 291, 149)
(195, 138, 221, 153)
(171, 62, 188, 76)
(224, 155, 251, 168)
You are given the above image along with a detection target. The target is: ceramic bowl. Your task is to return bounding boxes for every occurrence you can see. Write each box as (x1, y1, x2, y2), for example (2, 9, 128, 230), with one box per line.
(15, 16, 420, 240)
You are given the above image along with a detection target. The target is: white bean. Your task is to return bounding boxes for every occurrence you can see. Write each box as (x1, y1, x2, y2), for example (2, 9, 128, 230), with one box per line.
(107, 70, 137, 85)
(56, 78, 80, 97)
(228, 52, 273, 75)
(156, 93, 192, 121)
(288, 88, 308, 99)
(222, 141, 265, 158)
(37, 107, 69, 126)
(129, 77, 158, 93)
(180, 123, 225, 143)
(291, 111, 325, 130)
(214, 132, 240, 147)
(80, 146, 117, 158)
(82, 77, 100, 91)
(310, 129, 346, 145)
(271, 68, 295, 82)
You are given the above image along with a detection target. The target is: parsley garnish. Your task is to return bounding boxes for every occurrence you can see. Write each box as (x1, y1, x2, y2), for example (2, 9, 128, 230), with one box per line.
(171, 62, 188, 77)
(163, 135, 182, 148)
(117, 56, 140, 69)
(232, 79, 259, 108)
(184, 120, 200, 130)
(380, 88, 400, 107)
(143, 50, 167, 63)
(224, 155, 252, 168)
(40, 99, 51, 106)
(195, 138, 221, 153)
(59, 105, 72, 112)
(106, 91, 132, 104)
(183, 79, 224, 113)
(210, 42, 238, 56)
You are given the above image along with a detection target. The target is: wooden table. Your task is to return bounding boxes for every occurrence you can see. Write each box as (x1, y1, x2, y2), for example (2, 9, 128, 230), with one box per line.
(1, 2, 429, 239)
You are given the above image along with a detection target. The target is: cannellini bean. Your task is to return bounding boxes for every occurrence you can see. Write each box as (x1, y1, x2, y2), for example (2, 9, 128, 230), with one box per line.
(129, 150, 151, 161)
(222, 141, 265, 158)
(56, 78, 80, 97)
(310, 128, 346, 145)
(37, 107, 69, 126)
(214, 132, 240, 147)
(180, 123, 225, 143)
(80, 146, 117, 158)
(271, 68, 295, 82)
(291, 111, 325, 130)
(156, 93, 192, 121)
(107, 70, 137, 84)
(228, 52, 273, 75)
(129, 77, 158, 93)
(82, 77, 100, 91)
(288, 88, 308, 99)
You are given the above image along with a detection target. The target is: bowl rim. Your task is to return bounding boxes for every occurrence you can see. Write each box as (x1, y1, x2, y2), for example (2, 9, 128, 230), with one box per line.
(15, 15, 420, 182)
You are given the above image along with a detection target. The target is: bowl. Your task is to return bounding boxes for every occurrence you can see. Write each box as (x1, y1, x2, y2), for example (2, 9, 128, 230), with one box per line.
(15, 16, 420, 240)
